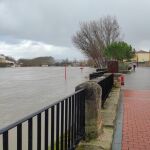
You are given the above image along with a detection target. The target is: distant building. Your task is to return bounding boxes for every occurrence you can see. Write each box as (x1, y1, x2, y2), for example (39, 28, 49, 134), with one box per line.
(0, 54, 6, 62)
(0, 54, 15, 67)
(134, 50, 150, 63)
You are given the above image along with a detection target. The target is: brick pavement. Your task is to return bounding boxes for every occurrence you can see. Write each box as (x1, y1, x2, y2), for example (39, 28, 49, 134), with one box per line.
(122, 90, 150, 150)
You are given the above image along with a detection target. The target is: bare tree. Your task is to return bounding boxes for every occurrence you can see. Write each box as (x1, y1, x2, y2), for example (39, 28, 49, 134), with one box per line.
(72, 16, 120, 68)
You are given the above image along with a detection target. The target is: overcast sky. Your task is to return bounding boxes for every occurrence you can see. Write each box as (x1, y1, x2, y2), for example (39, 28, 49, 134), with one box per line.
(0, 0, 150, 60)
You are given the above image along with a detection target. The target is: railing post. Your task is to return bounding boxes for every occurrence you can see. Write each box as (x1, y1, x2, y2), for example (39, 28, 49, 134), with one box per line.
(76, 81, 103, 141)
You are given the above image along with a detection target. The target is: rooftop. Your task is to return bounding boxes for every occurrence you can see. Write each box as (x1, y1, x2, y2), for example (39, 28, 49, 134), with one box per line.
(136, 50, 150, 53)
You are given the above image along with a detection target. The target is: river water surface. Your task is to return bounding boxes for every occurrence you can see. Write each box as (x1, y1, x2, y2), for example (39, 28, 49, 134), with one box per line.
(0, 67, 95, 129)
(0, 67, 95, 150)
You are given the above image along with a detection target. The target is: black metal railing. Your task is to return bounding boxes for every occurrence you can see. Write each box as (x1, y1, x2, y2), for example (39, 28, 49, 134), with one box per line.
(0, 73, 114, 150)
(0, 89, 85, 150)
(89, 71, 105, 80)
(96, 68, 108, 72)
(97, 74, 114, 107)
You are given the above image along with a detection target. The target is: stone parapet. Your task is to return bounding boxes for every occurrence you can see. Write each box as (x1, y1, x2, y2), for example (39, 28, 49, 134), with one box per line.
(76, 86, 121, 150)
(76, 81, 103, 141)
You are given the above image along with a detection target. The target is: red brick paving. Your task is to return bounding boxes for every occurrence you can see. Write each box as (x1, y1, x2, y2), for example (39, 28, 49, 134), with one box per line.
(122, 90, 150, 150)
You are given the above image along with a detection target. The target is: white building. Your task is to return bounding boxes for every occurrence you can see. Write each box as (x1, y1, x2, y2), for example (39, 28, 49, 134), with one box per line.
(0, 54, 6, 62)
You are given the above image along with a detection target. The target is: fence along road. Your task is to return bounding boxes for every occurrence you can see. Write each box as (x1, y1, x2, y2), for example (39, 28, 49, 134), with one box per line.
(0, 72, 113, 150)
(0, 89, 85, 150)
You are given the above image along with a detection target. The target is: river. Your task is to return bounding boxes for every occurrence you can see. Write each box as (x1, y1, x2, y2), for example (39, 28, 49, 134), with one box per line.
(0, 67, 95, 129)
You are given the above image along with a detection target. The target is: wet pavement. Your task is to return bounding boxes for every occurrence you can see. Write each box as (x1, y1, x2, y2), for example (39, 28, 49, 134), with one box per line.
(113, 67, 150, 150)
(122, 90, 150, 150)
(124, 67, 150, 90)
(122, 67, 150, 150)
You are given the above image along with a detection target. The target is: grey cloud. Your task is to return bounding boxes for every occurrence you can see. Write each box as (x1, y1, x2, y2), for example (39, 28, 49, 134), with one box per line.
(1, 0, 150, 50)
(0, 40, 85, 60)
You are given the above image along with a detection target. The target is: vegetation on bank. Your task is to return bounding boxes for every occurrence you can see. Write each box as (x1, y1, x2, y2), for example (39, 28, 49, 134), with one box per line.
(105, 41, 135, 61)
(72, 16, 135, 68)
(0, 62, 13, 67)
(18, 56, 55, 66)
(72, 16, 121, 68)
(0, 55, 91, 67)
(18, 57, 91, 67)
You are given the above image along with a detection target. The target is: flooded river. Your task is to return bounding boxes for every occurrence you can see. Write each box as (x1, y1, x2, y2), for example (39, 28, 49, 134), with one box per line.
(0, 67, 95, 150)
(0, 67, 95, 129)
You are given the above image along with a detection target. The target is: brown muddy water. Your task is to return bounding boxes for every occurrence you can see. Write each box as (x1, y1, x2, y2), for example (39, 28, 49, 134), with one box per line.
(0, 67, 95, 150)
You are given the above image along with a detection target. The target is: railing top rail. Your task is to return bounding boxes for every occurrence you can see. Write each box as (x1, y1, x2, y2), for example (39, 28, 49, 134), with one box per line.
(0, 88, 84, 134)
(91, 73, 113, 83)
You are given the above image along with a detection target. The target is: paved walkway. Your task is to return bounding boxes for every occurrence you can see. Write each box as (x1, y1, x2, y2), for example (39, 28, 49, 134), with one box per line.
(122, 67, 150, 150)
(122, 90, 150, 150)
